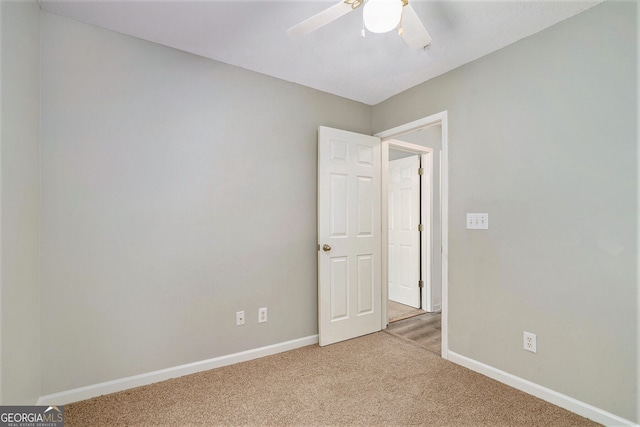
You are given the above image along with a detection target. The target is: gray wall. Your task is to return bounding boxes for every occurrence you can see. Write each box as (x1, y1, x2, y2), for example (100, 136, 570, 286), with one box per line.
(39, 11, 371, 395)
(0, 0, 41, 405)
(373, 1, 637, 422)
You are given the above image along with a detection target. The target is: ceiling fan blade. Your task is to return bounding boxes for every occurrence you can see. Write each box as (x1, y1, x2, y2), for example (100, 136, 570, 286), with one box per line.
(287, 1, 357, 37)
(401, 3, 432, 49)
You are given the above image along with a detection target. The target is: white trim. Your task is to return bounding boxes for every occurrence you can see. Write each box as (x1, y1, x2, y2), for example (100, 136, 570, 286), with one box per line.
(440, 112, 449, 360)
(376, 111, 449, 360)
(440, 111, 449, 359)
(448, 351, 639, 427)
(381, 143, 389, 329)
(386, 139, 430, 154)
(421, 151, 432, 312)
(376, 112, 449, 140)
(37, 335, 318, 406)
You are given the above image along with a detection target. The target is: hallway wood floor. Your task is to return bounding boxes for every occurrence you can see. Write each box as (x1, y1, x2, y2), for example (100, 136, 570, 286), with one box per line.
(387, 300, 425, 322)
(385, 312, 441, 356)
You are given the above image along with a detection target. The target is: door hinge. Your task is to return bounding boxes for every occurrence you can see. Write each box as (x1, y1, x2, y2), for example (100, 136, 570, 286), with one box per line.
(418, 280, 424, 288)
(418, 224, 424, 232)
(418, 167, 424, 175)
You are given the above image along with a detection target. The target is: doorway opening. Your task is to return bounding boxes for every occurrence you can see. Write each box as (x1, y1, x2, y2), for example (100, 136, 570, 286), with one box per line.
(315, 112, 448, 355)
(377, 111, 448, 359)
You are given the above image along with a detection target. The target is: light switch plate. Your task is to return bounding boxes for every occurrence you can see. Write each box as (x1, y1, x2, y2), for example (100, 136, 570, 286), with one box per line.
(467, 213, 489, 229)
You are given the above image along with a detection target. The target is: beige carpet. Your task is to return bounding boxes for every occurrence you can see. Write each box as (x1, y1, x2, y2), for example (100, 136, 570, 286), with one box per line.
(66, 332, 599, 426)
(388, 300, 425, 322)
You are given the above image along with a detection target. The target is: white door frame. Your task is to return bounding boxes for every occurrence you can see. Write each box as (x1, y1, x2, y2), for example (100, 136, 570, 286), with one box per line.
(376, 111, 449, 360)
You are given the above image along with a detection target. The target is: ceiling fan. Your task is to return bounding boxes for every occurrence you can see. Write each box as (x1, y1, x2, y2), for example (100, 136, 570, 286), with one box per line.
(287, 0, 432, 49)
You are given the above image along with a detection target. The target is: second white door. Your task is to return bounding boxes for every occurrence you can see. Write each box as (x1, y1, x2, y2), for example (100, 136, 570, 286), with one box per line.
(388, 155, 421, 308)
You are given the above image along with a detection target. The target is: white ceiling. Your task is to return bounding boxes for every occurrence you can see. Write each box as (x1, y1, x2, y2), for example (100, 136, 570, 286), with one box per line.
(38, 0, 602, 105)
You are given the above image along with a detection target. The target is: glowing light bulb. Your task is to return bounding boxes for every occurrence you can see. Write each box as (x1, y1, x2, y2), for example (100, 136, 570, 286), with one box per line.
(363, 0, 403, 34)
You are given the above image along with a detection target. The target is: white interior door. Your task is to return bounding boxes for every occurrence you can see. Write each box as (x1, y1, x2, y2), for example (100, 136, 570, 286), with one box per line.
(318, 126, 381, 346)
(388, 155, 421, 308)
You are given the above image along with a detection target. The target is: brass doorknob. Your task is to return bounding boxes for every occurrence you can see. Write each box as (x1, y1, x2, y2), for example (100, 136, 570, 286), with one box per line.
(322, 244, 332, 252)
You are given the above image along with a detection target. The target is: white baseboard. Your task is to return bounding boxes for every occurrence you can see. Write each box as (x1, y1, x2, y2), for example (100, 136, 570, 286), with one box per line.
(37, 334, 319, 406)
(448, 351, 638, 427)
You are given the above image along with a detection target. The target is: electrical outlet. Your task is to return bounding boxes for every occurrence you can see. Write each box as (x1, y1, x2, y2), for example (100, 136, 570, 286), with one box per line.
(523, 331, 536, 353)
(258, 307, 267, 323)
(236, 311, 245, 326)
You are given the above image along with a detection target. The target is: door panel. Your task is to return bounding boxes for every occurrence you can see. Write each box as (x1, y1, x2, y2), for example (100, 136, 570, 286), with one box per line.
(318, 126, 381, 346)
(330, 174, 348, 236)
(357, 254, 374, 314)
(356, 177, 374, 235)
(330, 257, 349, 320)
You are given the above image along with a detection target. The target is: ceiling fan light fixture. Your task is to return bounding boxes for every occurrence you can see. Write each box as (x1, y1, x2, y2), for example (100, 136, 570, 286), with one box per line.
(363, 0, 403, 34)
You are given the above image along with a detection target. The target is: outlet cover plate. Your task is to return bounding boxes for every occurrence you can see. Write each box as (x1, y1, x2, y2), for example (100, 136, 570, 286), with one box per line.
(258, 307, 267, 323)
(523, 331, 536, 353)
(236, 311, 245, 326)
